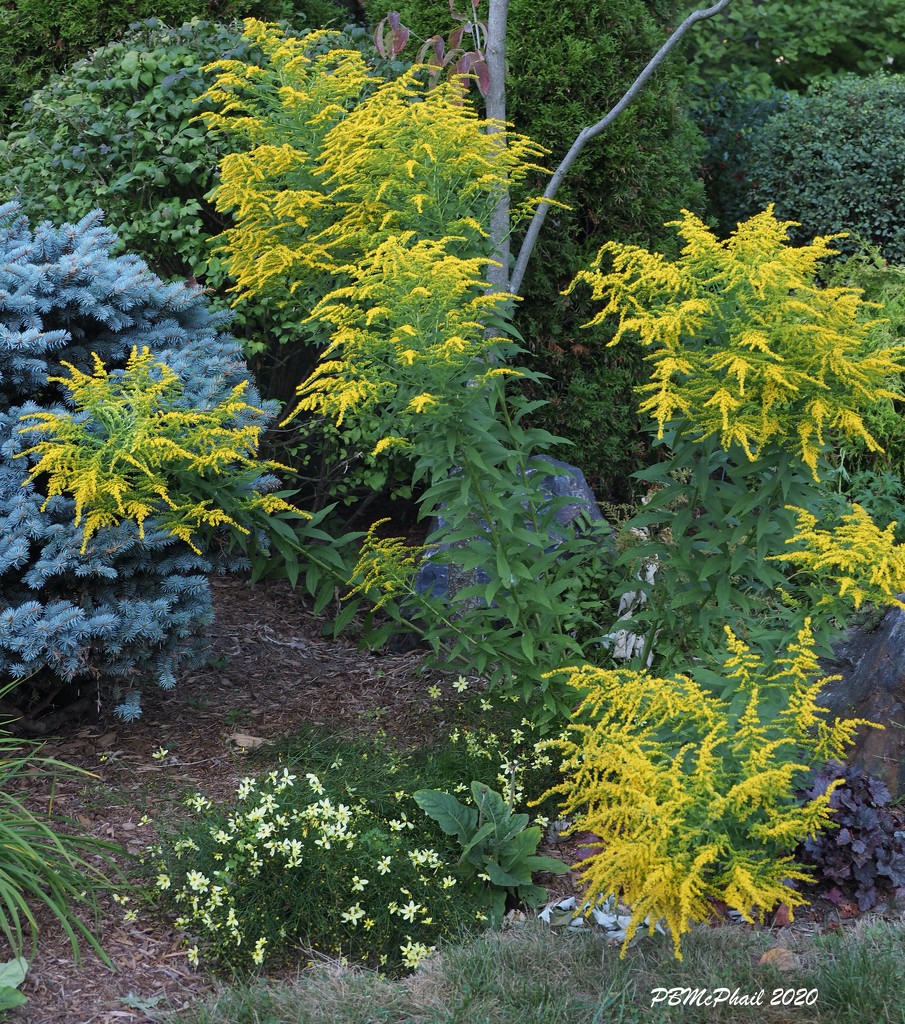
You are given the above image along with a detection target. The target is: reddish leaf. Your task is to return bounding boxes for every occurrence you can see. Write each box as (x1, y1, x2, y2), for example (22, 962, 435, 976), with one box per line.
(448, 25, 465, 49)
(374, 12, 410, 60)
(374, 16, 388, 58)
(473, 57, 490, 95)
(417, 35, 445, 69)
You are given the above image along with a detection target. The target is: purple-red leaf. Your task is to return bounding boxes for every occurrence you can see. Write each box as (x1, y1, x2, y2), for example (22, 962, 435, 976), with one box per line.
(417, 35, 445, 69)
(374, 16, 387, 58)
(374, 12, 410, 60)
(472, 57, 490, 95)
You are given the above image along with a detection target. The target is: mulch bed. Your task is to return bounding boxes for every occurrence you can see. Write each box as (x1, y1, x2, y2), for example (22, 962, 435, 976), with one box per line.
(13, 575, 441, 1024)
(10, 575, 905, 1022)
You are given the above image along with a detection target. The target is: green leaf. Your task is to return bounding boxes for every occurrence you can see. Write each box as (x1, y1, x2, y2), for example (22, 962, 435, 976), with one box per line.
(0, 959, 27, 989)
(485, 859, 530, 887)
(413, 790, 478, 844)
(0, 986, 27, 1010)
(522, 854, 570, 875)
(469, 782, 509, 831)
(459, 821, 496, 862)
(331, 601, 360, 637)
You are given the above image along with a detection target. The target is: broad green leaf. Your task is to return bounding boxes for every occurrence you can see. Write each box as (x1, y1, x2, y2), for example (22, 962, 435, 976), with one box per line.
(0, 959, 27, 988)
(413, 790, 478, 843)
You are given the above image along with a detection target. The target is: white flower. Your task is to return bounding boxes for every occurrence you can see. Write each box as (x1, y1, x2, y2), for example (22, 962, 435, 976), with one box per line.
(453, 676, 469, 692)
(399, 900, 421, 922)
(377, 856, 392, 875)
(251, 936, 267, 966)
(341, 903, 365, 926)
(186, 870, 210, 892)
(400, 938, 435, 969)
(187, 945, 199, 967)
(151, 747, 169, 761)
(351, 876, 369, 892)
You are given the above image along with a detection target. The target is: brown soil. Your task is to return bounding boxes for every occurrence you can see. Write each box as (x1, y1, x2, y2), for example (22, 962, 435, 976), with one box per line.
(9, 576, 902, 1023)
(11, 575, 446, 1024)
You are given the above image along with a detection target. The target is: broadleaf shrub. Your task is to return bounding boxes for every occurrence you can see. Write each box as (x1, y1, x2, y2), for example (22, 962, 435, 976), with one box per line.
(0, 204, 277, 726)
(0, 18, 394, 408)
(0, 0, 343, 130)
(684, 0, 905, 96)
(709, 75, 905, 265)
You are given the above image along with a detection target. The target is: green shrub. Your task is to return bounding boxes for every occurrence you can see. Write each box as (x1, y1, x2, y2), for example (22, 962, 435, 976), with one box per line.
(684, 0, 905, 97)
(361, 0, 706, 503)
(0, 19, 254, 281)
(0, 0, 344, 131)
(712, 74, 905, 266)
(0, 14, 393, 495)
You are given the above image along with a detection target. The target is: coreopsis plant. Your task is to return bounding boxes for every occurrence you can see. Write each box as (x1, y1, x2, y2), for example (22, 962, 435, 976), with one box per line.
(569, 208, 905, 671)
(17, 347, 295, 556)
(539, 620, 875, 959)
(149, 764, 491, 972)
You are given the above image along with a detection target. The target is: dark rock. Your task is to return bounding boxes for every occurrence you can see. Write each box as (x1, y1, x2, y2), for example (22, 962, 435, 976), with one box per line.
(819, 600, 905, 797)
(412, 456, 612, 605)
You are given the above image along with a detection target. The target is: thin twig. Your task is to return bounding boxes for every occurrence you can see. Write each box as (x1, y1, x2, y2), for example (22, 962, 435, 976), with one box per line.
(509, 0, 733, 297)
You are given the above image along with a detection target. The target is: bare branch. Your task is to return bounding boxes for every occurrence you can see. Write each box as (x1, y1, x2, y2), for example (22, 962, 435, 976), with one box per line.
(484, 0, 510, 296)
(509, 0, 733, 297)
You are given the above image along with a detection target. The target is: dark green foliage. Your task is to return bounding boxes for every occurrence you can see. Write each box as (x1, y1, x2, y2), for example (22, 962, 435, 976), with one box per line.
(363, 0, 705, 503)
(0, 17, 377, 412)
(0, 0, 344, 130)
(684, 0, 905, 97)
(710, 75, 905, 265)
(819, 251, 905, 501)
(695, 83, 791, 239)
(0, 20, 255, 282)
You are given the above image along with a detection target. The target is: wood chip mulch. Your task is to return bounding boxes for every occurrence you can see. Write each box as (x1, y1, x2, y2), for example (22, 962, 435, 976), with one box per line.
(12, 575, 441, 1024)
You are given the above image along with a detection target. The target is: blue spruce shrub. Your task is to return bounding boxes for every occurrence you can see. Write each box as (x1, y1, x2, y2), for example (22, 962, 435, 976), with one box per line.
(0, 203, 276, 727)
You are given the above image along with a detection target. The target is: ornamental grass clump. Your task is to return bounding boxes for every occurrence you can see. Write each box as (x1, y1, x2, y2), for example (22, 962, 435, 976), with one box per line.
(539, 620, 874, 959)
(149, 765, 490, 973)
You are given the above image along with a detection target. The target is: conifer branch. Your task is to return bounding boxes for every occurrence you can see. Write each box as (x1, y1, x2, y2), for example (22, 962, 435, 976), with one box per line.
(509, 0, 733, 297)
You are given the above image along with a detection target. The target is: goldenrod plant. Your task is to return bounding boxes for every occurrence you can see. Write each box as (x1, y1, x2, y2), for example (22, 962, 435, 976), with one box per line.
(17, 347, 295, 556)
(778, 503, 905, 612)
(198, 20, 546, 307)
(539, 620, 874, 959)
(199, 20, 613, 719)
(569, 208, 905, 671)
(570, 207, 902, 477)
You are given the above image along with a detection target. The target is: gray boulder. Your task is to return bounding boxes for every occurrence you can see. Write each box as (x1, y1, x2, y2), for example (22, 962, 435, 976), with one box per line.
(413, 456, 612, 607)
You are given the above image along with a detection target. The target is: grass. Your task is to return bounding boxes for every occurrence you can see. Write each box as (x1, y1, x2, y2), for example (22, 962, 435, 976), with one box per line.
(161, 918, 905, 1024)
